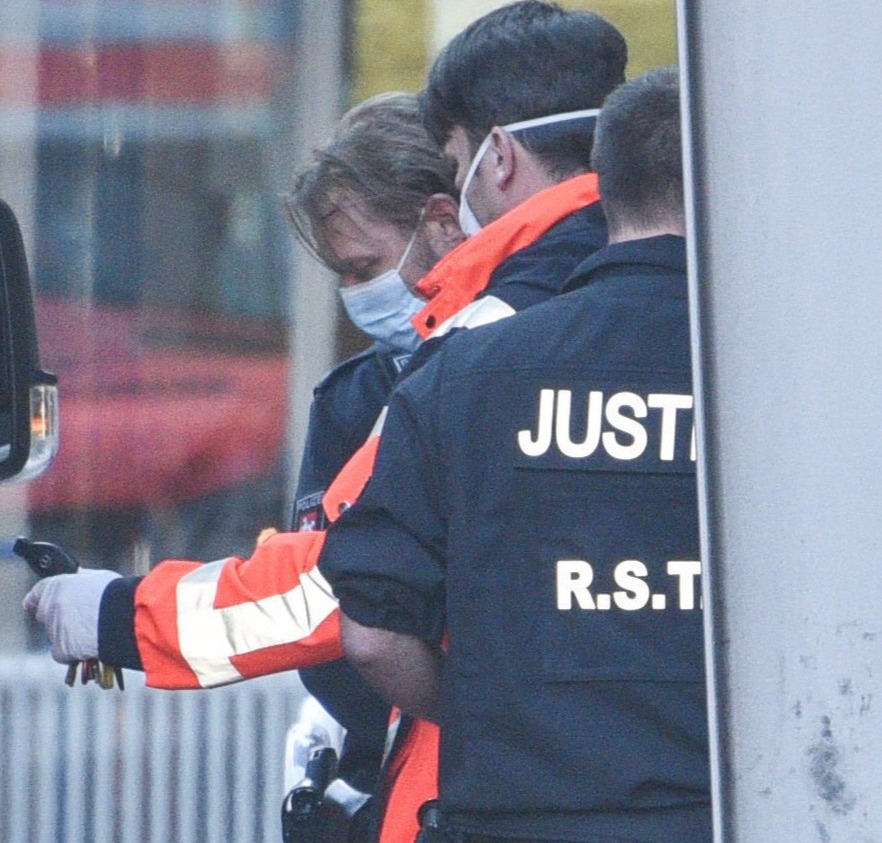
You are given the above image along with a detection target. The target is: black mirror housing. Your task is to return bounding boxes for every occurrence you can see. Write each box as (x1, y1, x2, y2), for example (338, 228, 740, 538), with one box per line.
(0, 200, 58, 482)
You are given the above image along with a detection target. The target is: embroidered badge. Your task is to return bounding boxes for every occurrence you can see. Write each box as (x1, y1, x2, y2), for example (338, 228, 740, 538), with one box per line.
(294, 490, 327, 532)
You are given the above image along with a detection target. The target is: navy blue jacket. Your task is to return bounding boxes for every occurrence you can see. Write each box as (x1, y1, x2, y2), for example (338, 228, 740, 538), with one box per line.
(295, 201, 608, 800)
(481, 198, 607, 311)
(323, 236, 711, 842)
(296, 199, 608, 805)
(292, 343, 410, 531)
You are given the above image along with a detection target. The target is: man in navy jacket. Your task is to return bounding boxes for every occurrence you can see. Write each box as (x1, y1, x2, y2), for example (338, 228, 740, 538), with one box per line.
(323, 66, 711, 842)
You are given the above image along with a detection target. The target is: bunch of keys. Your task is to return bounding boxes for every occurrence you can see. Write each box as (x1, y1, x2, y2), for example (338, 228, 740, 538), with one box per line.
(67, 659, 123, 690)
(14, 537, 124, 691)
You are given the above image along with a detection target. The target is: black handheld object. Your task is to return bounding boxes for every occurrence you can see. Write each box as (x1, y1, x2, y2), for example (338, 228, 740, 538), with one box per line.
(281, 746, 338, 842)
(13, 537, 79, 577)
(415, 800, 465, 843)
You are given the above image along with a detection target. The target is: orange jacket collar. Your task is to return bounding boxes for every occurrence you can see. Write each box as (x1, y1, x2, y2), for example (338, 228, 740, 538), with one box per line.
(412, 173, 600, 338)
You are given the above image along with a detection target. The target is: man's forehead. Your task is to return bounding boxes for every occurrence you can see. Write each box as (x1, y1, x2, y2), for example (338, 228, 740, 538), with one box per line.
(319, 187, 371, 228)
(313, 197, 372, 266)
(315, 190, 379, 249)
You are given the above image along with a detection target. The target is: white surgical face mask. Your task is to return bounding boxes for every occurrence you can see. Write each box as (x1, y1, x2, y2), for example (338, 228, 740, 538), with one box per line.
(338, 227, 424, 352)
(457, 107, 601, 237)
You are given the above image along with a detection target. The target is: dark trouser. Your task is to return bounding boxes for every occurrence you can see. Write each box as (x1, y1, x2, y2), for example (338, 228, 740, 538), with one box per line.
(417, 822, 555, 843)
(416, 801, 569, 843)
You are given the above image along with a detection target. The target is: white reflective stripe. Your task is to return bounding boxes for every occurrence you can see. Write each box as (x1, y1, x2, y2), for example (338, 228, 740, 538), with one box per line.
(368, 405, 387, 438)
(176, 558, 339, 688)
(429, 295, 517, 339)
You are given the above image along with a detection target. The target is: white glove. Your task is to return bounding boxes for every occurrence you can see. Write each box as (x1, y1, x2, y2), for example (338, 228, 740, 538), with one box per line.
(22, 569, 122, 664)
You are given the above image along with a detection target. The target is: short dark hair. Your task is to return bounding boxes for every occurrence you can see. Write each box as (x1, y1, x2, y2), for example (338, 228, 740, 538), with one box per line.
(421, 1, 627, 176)
(286, 92, 457, 258)
(590, 66, 683, 235)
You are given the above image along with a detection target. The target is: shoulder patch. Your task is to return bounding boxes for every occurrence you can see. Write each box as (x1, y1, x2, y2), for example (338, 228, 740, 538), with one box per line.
(294, 490, 327, 532)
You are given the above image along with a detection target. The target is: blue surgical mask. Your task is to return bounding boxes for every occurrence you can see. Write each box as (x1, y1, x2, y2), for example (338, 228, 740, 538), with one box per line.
(338, 228, 424, 352)
(458, 108, 601, 237)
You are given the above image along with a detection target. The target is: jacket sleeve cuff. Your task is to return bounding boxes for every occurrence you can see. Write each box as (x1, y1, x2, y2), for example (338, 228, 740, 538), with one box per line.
(334, 576, 445, 644)
(98, 576, 144, 671)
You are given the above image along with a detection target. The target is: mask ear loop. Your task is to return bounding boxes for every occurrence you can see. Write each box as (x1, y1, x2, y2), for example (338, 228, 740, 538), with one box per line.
(501, 107, 601, 135)
(396, 207, 427, 277)
(460, 135, 493, 201)
(458, 135, 493, 236)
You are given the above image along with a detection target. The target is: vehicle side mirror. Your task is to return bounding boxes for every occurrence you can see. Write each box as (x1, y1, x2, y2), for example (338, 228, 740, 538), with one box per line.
(0, 199, 58, 482)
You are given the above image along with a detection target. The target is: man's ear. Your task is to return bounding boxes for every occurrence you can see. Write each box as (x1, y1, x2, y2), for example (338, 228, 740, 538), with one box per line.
(487, 127, 518, 190)
(423, 193, 467, 259)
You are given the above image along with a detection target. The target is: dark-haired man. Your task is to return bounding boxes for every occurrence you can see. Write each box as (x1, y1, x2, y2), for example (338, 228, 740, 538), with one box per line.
(325, 66, 712, 843)
(409, 0, 626, 340)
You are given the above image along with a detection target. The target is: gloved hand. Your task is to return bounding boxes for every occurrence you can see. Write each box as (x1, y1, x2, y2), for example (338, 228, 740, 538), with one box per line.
(22, 569, 122, 664)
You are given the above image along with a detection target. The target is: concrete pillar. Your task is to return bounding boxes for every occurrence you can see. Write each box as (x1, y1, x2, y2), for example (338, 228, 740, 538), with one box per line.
(679, 1, 882, 839)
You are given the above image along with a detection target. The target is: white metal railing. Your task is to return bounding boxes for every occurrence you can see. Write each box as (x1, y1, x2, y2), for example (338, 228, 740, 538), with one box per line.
(0, 655, 305, 843)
